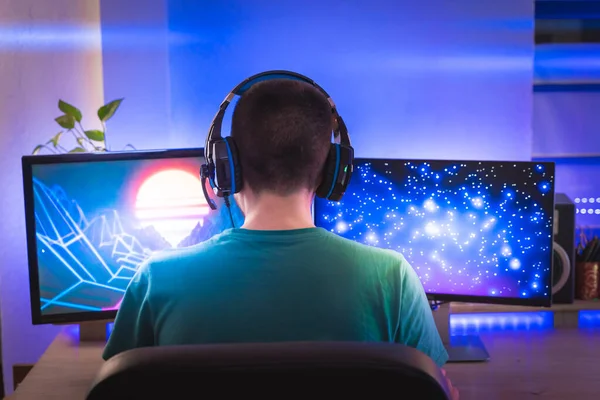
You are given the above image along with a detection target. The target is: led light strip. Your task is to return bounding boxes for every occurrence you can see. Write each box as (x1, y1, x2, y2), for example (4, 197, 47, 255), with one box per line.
(574, 197, 600, 215)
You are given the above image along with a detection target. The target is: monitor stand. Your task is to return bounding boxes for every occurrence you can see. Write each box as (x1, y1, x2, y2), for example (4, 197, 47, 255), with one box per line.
(433, 302, 490, 363)
(78, 320, 111, 342)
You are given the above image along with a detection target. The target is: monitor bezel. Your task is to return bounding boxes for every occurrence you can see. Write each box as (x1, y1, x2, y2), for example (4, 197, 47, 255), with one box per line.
(314, 157, 556, 308)
(22, 148, 205, 325)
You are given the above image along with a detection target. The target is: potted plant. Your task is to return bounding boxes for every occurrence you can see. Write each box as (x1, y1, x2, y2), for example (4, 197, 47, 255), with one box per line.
(33, 99, 133, 154)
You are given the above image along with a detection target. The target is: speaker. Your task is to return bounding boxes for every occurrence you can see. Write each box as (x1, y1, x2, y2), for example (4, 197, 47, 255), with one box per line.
(552, 193, 576, 304)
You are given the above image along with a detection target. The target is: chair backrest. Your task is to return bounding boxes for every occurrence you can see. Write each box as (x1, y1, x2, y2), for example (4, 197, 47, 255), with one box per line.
(87, 341, 451, 399)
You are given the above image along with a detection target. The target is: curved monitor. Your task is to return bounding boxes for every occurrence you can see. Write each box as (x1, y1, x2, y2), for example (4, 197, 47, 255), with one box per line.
(314, 158, 555, 307)
(22, 148, 234, 325)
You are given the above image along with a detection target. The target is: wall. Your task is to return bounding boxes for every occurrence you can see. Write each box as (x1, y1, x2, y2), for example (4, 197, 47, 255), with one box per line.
(166, 0, 534, 161)
(0, 0, 104, 394)
(99, 0, 172, 151)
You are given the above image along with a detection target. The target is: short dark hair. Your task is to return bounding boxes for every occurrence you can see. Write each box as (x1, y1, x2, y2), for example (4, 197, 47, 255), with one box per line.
(231, 79, 333, 195)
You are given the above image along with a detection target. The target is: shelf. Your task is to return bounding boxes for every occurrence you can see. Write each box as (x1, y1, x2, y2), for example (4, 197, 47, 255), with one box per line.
(534, 82, 600, 92)
(531, 154, 600, 160)
(451, 300, 600, 314)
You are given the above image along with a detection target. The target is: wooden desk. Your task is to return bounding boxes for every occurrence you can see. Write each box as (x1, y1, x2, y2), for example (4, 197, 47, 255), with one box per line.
(9, 331, 104, 400)
(9, 328, 600, 400)
(444, 329, 600, 400)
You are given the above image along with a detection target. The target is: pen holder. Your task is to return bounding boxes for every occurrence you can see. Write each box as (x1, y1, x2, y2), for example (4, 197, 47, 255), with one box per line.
(576, 262, 599, 300)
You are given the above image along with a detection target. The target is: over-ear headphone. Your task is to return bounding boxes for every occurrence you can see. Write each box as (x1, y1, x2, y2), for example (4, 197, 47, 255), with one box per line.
(200, 70, 354, 210)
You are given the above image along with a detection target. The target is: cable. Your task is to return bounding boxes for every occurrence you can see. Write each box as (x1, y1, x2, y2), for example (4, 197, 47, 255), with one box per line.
(223, 195, 236, 228)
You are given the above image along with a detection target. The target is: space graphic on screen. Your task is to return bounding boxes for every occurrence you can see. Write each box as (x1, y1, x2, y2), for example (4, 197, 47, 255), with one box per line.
(31, 156, 233, 316)
(314, 160, 555, 300)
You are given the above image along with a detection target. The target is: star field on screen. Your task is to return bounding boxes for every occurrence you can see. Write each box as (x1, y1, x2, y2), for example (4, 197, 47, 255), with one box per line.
(314, 160, 555, 301)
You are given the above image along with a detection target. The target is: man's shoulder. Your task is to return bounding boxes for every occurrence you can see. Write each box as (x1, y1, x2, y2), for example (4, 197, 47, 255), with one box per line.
(319, 229, 410, 270)
(144, 229, 234, 269)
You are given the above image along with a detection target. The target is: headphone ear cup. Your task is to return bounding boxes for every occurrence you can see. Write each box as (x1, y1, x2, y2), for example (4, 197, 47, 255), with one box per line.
(224, 137, 244, 194)
(316, 145, 338, 199)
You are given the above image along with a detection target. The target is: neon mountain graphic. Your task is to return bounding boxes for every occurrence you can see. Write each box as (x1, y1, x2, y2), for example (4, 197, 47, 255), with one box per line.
(33, 178, 172, 314)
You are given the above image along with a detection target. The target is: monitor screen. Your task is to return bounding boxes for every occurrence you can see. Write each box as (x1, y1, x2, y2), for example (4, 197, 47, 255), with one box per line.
(23, 149, 234, 324)
(314, 159, 555, 306)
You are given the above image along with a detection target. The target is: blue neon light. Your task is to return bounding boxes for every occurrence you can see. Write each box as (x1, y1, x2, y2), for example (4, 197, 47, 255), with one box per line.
(107, 322, 115, 337)
(579, 310, 600, 329)
(450, 312, 554, 335)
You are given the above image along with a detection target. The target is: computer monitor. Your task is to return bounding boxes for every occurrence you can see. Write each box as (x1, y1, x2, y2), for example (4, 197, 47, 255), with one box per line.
(22, 148, 233, 325)
(314, 158, 555, 308)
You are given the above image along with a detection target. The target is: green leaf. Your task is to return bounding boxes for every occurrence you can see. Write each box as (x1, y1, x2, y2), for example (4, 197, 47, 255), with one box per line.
(32, 145, 43, 155)
(84, 130, 105, 142)
(68, 147, 86, 153)
(97, 98, 123, 122)
(58, 100, 82, 122)
(48, 132, 62, 147)
(55, 115, 75, 130)
(76, 137, 84, 146)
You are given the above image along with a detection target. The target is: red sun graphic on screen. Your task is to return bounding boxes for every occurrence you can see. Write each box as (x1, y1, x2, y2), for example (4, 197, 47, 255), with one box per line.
(135, 168, 210, 247)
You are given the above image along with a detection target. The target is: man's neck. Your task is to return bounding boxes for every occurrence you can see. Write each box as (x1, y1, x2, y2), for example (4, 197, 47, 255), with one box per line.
(240, 191, 315, 231)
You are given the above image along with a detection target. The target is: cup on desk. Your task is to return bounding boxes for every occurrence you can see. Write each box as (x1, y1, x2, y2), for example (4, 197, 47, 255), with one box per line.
(576, 262, 599, 300)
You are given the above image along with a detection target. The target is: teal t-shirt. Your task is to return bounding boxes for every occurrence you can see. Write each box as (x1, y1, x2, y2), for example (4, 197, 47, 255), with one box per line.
(103, 228, 448, 366)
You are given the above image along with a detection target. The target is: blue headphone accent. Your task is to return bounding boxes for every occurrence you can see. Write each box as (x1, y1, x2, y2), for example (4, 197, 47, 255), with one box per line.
(200, 70, 354, 211)
(224, 139, 236, 195)
(325, 144, 341, 199)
